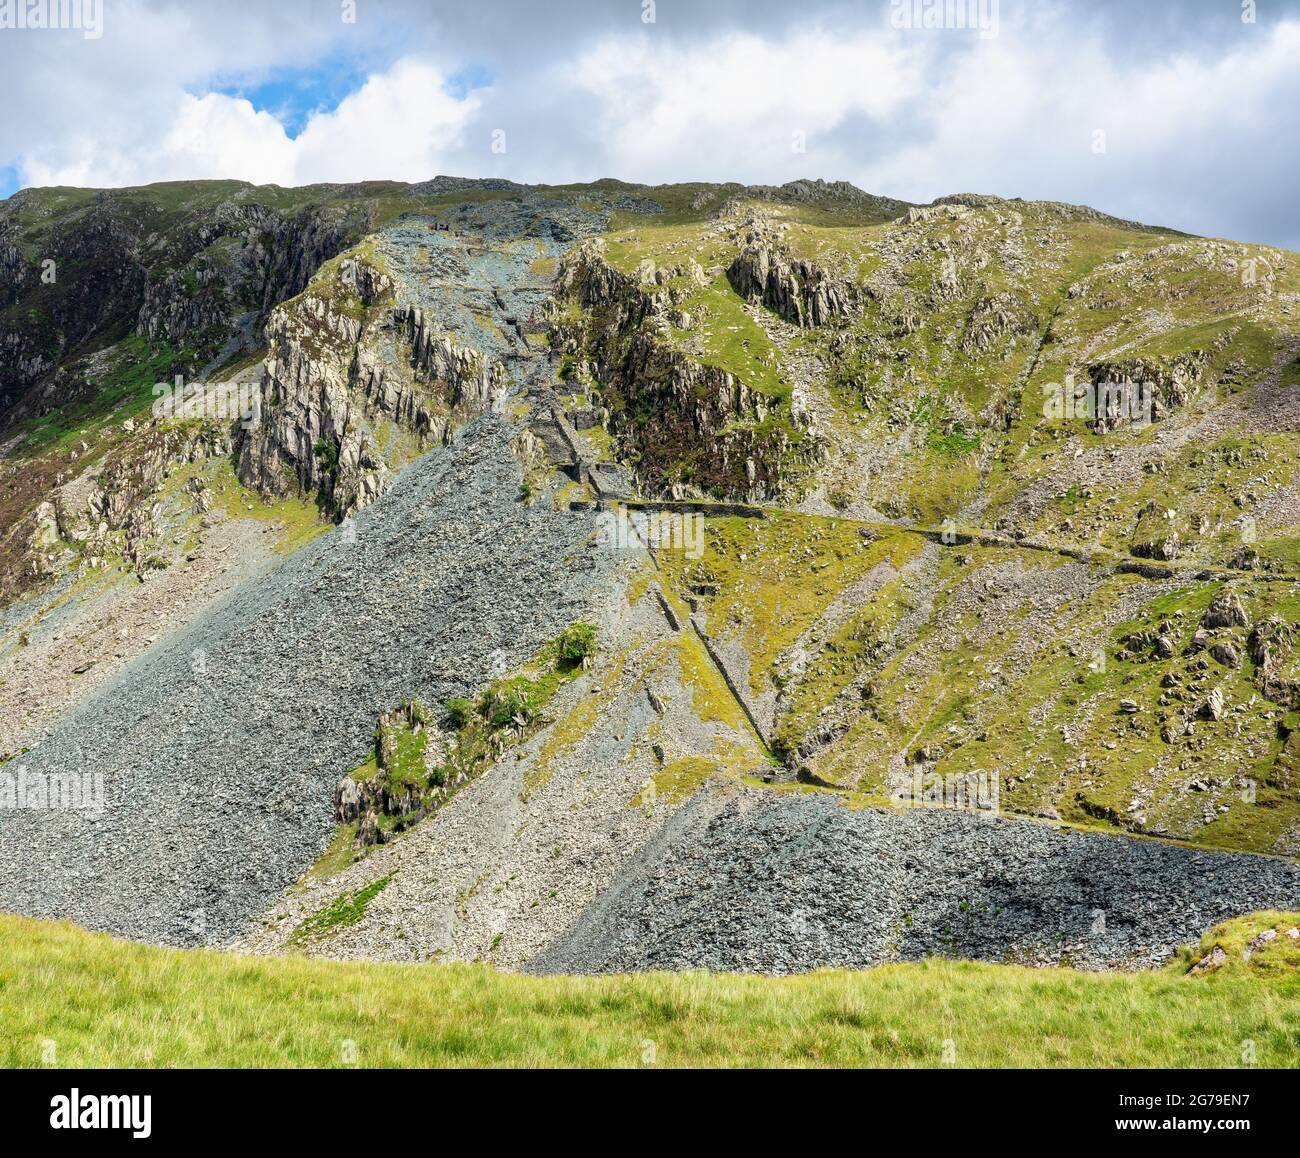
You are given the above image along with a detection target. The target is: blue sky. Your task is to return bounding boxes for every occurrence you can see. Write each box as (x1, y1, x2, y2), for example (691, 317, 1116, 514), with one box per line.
(1, 0, 1298, 247)
(207, 60, 376, 139)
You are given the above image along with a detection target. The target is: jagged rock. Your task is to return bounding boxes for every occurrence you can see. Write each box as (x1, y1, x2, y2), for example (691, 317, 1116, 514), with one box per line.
(236, 259, 502, 518)
(395, 306, 506, 415)
(357, 811, 381, 846)
(726, 222, 857, 327)
(1208, 640, 1242, 669)
(1248, 618, 1297, 706)
(552, 241, 822, 501)
(1130, 501, 1181, 561)
(1199, 686, 1227, 721)
(1190, 945, 1227, 973)
(134, 200, 370, 354)
(1202, 589, 1249, 630)
(960, 294, 1038, 353)
(1243, 927, 1278, 960)
(335, 776, 364, 823)
(1087, 352, 1207, 430)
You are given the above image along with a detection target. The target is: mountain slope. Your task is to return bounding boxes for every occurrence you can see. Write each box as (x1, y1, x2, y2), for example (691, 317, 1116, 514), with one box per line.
(0, 176, 1297, 971)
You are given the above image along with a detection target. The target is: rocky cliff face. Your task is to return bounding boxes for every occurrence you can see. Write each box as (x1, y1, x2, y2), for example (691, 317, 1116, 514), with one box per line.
(236, 249, 509, 518)
(0, 194, 148, 410)
(0, 189, 380, 424)
(1087, 351, 1209, 433)
(133, 200, 378, 361)
(17, 417, 234, 584)
(726, 223, 859, 327)
(552, 241, 821, 500)
(393, 305, 506, 417)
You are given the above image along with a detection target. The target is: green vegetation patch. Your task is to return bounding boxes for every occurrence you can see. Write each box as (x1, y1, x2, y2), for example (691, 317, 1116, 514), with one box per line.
(658, 513, 922, 698)
(289, 874, 394, 945)
(1185, 912, 1300, 980)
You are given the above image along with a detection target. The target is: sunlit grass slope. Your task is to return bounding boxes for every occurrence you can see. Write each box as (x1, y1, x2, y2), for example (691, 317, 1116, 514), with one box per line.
(1, 914, 1297, 1068)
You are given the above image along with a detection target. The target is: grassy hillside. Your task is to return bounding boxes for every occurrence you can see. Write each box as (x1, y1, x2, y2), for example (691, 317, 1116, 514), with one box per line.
(0, 913, 1296, 1068)
(580, 192, 1300, 859)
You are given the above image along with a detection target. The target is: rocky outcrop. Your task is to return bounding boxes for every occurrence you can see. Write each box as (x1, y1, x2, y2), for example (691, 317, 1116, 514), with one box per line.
(1203, 588, 1250, 630)
(15, 415, 234, 584)
(745, 178, 907, 213)
(84, 422, 233, 576)
(961, 293, 1040, 353)
(0, 242, 27, 305)
(726, 225, 858, 327)
(134, 201, 373, 355)
(1130, 500, 1182, 561)
(237, 254, 507, 517)
(1087, 352, 1208, 432)
(334, 702, 464, 847)
(552, 242, 821, 501)
(237, 285, 374, 511)
(0, 194, 151, 411)
(394, 306, 506, 415)
(0, 330, 56, 401)
(1250, 618, 1298, 707)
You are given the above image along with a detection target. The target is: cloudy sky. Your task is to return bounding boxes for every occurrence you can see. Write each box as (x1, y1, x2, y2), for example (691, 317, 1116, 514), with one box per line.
(2, 0, 1298, 246)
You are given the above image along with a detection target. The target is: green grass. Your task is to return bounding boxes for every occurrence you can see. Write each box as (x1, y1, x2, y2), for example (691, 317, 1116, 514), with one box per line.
(657, 513, 922, 698)
(15, 335, 187, 457)
(1, 913, 1297, 1068)
(289, 874, 393, 946)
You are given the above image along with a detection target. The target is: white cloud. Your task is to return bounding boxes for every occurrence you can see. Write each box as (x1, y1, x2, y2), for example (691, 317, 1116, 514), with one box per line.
(292, 59, 483, 184)
(157, 96, 296, 186)
(857, 17, 1300, 239)
(18, 58, 481, 189)
(562, 30, 926, 183)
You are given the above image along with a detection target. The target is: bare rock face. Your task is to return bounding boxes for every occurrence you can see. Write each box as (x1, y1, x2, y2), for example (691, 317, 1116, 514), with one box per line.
(1203, 588, 1250, 630)
(961, 293, 1039, 354)
(1250, 618, 1298, 707)
(1209, 640, 1242, 669)
(726, 223, 858, 327)
(552, 242, 822, 501)
(135, 202, 371, 355)
(1086, 351, 1208, 432)
(1200, 685, 1227, 721)
(236, 289, 366, 506)
(0, 241, 25, 302)
(395, 306, 506, 416)
(1130, 501, 1182, 561)
(236, 258, 504, 518)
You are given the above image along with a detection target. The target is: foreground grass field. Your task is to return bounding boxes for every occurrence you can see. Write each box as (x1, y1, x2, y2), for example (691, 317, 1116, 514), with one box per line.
(1, 914, 1298, 1068)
